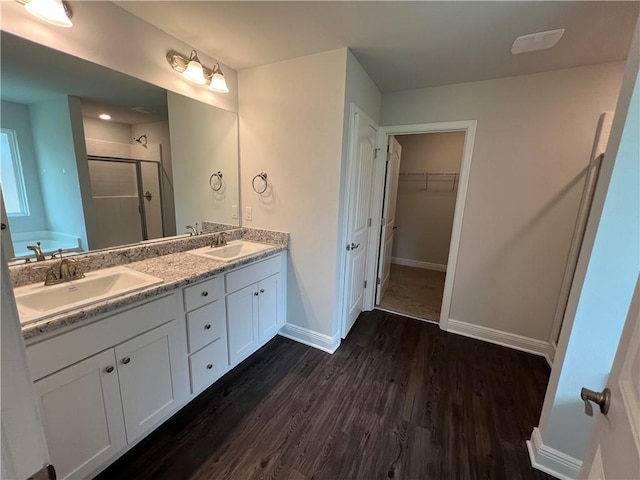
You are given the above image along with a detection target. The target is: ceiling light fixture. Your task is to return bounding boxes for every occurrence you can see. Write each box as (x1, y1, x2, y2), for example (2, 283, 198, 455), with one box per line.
(99, 114, 111, 121)
(166, 49, 229, 93)
(511, 29, 565, 54)
(20, 0, 73, 28)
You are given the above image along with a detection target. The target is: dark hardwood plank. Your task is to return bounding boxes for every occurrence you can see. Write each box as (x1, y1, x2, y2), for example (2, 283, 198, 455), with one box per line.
(95, 310, 553, 480)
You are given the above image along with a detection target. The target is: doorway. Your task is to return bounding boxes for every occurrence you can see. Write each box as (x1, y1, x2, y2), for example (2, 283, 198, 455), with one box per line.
(377, 131, 465, 322)
(369, 121, 477, 331)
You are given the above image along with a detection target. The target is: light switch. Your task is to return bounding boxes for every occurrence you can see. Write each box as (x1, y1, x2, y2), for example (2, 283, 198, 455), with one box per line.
(244, 206, 252, 221)
(231, 205, 238, 219)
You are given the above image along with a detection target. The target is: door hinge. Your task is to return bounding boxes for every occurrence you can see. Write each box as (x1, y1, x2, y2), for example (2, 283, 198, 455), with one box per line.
(374, 148, 380, 159)
(376, 277, 381, 285)
(386, 152, 391, 163)
(364, 280, 368, 289)
(368, 218, 372, 227)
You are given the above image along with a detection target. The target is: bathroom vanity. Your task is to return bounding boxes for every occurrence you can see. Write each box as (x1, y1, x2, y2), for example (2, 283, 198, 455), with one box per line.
(15, 230, 288, 480)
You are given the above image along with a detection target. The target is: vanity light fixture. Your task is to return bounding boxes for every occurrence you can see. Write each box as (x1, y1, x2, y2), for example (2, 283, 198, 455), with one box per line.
(98, 113, 111, 121)
(166, 49, 229, 93)
(20, 0, 73, 28)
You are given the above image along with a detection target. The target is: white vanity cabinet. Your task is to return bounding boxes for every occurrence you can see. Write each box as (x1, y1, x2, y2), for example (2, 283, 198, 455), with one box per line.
(26, 294, 189, 480)
(183, 275, 230, 394)
(226, 254, 285, 365)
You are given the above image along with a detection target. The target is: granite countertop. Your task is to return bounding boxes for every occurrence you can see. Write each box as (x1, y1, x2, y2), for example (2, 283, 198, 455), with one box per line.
(20, 232, 288, 341)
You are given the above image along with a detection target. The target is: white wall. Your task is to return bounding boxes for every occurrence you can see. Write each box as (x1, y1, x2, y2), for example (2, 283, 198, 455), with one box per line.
(0, 101, 47, 234)
(381, 62, 625, 342)
(239, 49, 348, 339)
(29, 96, 92, 250)
(168, 92, 239, 231)
(393, 132, 464, 267)
(0, 1, 238, 113)
(82, 117, 132, 144)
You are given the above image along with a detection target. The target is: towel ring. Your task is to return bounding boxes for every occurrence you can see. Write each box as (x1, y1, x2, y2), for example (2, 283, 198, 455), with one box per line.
(252, 172, 268, 194)
(209, 171, 223, 191)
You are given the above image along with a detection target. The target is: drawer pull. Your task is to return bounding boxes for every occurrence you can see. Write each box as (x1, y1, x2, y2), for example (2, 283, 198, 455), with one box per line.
(206, 364, 213, 370)
(122, 357, 131, 365)
(204, 324, 211, 330)
(260, 289, 265, 293)
(201, 291, 209, 297)
(105, 365, 114, 373)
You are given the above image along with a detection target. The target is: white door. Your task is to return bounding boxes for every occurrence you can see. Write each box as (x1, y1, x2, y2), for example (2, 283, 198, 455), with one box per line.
(34, 349, 126, 480)
(116, 321, 178, 443)
(580, 280, 640, 479)
(342, 109, 378, 337)
(376, 136, 402, 304)
(1, 247, 50, 480)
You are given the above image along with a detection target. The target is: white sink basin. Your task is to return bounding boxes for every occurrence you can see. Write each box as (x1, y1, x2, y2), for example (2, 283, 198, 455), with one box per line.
(187, 240, 272, 262)
(14, 266, 163, 325)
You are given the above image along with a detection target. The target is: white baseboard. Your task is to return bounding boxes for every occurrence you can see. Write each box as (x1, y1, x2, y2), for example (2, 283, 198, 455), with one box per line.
(527, 427, 582, 480)
(391, 257, 447, 272)
(278, 324, 340, 354)
(447, 318, 551, 358)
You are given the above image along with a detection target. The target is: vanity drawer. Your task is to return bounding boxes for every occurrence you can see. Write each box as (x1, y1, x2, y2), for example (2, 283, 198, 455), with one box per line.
(186, 301, 226, 354)
(189, 337, 228, 394)
(225, 255, 280, 294)
(183, 276, 224, 311)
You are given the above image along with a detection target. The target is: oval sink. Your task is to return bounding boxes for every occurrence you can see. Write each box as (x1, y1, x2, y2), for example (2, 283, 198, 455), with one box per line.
(187, 240, 273, 262)
(14, 266, 163, 325)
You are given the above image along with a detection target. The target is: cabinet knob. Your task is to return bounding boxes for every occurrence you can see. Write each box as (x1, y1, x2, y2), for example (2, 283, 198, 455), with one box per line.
(122, 357, 131, 365)
(260, 289, 265, 293)
(254, 291, 259, 296)
(204, 324, 211, 330)
(201, 291, 209, 297)
(206, 364, 213, 370)
(105, 365, 114, 373)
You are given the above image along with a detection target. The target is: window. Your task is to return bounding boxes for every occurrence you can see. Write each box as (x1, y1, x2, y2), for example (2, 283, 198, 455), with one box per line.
(0, 129, 29, 216)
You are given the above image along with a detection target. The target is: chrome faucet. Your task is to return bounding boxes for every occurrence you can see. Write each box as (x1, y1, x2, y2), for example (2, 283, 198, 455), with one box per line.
(210, 232, 228, 248)
(186, 224, 199, 236)
(43, 250, 85, 286)
(27, 242, 46, 262)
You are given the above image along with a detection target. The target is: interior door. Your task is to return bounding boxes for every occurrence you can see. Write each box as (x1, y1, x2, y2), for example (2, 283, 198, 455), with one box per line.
(342, 110, 378, 338)
(140, 161, 164, 240)
(580, 280, 640, 479)
(376, 136, 402, 304)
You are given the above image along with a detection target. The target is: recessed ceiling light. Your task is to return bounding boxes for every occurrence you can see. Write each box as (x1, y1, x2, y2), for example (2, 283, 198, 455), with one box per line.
(511, 29, 565, 54)
(99, 114, 112, 120)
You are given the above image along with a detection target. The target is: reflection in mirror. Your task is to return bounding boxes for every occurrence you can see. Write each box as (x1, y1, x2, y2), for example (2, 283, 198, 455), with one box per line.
(0, 32, 240, 262)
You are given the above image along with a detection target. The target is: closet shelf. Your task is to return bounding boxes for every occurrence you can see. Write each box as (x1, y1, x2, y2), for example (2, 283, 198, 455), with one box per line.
(398, 172, 459, 191)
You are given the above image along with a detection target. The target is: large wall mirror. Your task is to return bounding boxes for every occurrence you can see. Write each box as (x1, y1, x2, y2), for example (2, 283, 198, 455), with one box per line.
(0, 32, 239, 262)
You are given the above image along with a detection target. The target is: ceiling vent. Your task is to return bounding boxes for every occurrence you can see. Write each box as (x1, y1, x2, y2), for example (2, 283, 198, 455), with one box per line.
(511, 29, 565, 54)
(131, 106, 155, 114)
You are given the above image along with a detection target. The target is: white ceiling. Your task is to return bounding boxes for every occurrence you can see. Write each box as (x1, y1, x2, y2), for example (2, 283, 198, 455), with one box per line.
(115, 1, 639, 92)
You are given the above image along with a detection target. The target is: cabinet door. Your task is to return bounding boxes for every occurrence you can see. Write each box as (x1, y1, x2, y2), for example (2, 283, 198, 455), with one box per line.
(226, 283, 259, 365)
(258, 274, 280, 344)
(115, 321, 180, 443)
(34, 349, 126, 480)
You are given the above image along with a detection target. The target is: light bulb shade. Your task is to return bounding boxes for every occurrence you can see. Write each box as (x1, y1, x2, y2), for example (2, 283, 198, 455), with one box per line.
(182, 51, 207, 85)
(209, 64, 229, 93)
(25, 0, 72, 27)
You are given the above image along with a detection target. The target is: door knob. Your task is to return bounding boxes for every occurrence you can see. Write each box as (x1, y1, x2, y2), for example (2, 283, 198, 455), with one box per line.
(581, 387, 610, 416)
(143, 191, 153, 201)
(122, 357, 131, 365)
(347, 242, 361, 251)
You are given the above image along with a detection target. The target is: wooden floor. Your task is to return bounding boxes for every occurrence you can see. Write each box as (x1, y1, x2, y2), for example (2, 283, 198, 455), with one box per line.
(96, 310, 553, 480)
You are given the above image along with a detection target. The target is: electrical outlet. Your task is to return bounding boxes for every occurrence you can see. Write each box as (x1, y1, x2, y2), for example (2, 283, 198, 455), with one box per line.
(244, 206, 252, 221)
(231, 205, 238, 219)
